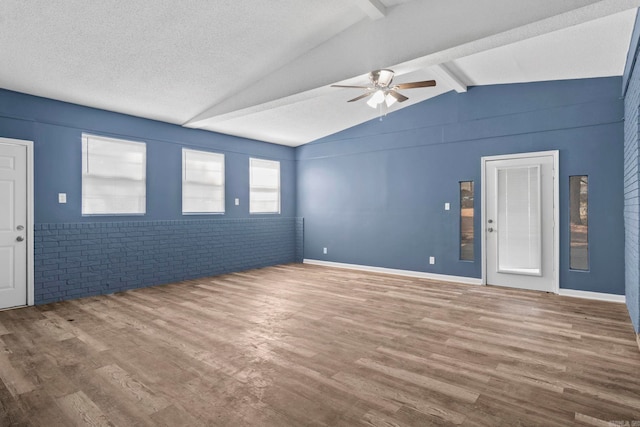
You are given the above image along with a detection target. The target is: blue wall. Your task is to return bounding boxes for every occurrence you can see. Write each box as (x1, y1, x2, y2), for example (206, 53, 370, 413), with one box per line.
(297, 77, 625, 295)
(0, 89, 300, 304)
(0, 89, 296, 222)
(623, 11, 640, 333)
(0, 75, 629, 304)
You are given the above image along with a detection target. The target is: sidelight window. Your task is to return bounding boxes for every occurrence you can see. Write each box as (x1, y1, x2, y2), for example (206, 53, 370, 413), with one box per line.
(460, 181, 474, 261)
(569, 175, 589, 270)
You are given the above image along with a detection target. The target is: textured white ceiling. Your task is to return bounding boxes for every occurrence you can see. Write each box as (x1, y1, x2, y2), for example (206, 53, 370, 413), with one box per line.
(0, 0, 364, 123)
(0, 0, 638, 146)
(450, 9, 637, 86)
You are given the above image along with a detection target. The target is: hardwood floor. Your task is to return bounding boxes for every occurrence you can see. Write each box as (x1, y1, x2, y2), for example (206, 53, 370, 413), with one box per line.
(1, 264, 639, 426)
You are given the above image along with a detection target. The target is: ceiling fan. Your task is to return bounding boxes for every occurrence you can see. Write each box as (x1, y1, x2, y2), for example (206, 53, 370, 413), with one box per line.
(331, 69, 436, 109)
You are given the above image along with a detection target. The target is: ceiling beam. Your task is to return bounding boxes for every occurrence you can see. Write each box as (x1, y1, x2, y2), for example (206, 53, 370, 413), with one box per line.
(430, 63, 468, 93)
(352, 0, 387, 20)
(184, 0, 640, 129)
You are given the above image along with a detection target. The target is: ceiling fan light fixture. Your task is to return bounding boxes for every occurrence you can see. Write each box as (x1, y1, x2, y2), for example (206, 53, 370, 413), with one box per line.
(385, 93, 397, 107)
(334, 69, 435, 111)
(367, 89, 385, 108)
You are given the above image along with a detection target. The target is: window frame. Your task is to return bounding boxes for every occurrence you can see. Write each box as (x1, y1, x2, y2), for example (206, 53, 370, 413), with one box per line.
(249, 157, 281, 214)
(181, 148, 225, 215)
(569, 175, 589, 271)
(459, 180, 475, 261)
(81, 133, 147, 216)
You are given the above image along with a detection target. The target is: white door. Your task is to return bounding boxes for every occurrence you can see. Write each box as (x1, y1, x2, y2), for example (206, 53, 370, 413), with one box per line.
(0, 142, 28, 309)
(484, 152, 557, 292)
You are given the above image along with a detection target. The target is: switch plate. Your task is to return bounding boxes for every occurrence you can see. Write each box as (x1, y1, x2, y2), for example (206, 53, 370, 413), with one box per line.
(323, 247, 328, 254)
(444, 202, 450, 210)
(429, 256, 435, 265)
(58, 193, 67, 204)
(235, 198, 239, 206)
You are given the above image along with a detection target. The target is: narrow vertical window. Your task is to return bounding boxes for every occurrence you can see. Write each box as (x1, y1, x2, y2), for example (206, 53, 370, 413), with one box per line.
(570, 176, 589, 270)
(460, 181, 474, 261)
(182, 148, 225, 214)
(250, 158, 280, 214)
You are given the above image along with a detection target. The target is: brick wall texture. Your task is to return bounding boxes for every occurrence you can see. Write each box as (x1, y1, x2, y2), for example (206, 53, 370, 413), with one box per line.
(625, 48, 640, 333)
(295, 217, 304, 263)
(34, 218, 303, 304)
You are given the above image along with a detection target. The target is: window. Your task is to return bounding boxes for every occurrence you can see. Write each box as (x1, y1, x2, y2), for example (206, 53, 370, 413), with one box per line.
(460, 181, 474, 261)
(182, 149, 225, 214)
(82, 134, 146, 215)
(250, 158, 280, 214)
(570, 175, 589, 270)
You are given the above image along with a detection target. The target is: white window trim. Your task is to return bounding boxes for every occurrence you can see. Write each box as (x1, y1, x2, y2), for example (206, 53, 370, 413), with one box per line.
(182, 148, 225, 215)
(249, 157, 281, 214)
(81, 133, 147, 216)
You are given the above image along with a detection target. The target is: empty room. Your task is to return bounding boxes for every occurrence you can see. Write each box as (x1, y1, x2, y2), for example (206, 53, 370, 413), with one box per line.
(2, 0, 640, 425)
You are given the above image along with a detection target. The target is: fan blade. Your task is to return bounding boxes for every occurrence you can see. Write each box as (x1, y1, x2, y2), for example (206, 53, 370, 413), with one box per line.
(394, 80, 436, 90)
(388, 90, 409, 103)
(331, 84, 371, 89)
(347, 93, 372, 103)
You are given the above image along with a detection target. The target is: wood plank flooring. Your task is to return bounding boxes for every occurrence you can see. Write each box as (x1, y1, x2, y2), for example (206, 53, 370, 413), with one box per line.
(1, 264, 639, 426)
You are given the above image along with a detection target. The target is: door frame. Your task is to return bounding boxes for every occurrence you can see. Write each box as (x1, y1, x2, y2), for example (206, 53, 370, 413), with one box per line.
(481, 150, 559, 293)
(0, 137, 34, 307)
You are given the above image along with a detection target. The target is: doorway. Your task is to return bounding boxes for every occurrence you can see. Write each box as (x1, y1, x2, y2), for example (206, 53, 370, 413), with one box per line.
(482, 151, 559, 293)
(0, 138, 34, 310)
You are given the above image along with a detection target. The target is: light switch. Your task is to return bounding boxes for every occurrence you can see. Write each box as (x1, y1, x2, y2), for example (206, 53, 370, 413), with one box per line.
(58, 193, 67, 204)
(445, 202, 450, 210)
(235, 198, 239, 206)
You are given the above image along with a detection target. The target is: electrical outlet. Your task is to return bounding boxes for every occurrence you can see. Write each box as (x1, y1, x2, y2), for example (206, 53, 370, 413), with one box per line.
(323, 247, 328, 254)
(234, 198, 239, 206)
(445, 202, 450, 210)
(58, 193, 67, 204)
(429, 256, 435, 265)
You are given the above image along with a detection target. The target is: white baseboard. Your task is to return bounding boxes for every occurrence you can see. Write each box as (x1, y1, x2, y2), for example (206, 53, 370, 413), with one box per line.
(557, 289, 625, 303)
(303, 259, 483, 285)
(303, 260, 626, 303)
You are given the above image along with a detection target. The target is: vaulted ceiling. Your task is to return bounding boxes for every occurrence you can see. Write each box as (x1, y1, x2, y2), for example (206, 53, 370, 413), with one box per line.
(0, 0, 638, 146)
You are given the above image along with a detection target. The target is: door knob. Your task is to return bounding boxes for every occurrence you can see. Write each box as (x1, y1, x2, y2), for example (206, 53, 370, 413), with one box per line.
(16, 236, 24, 242)
(487, 227, 494, 232)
